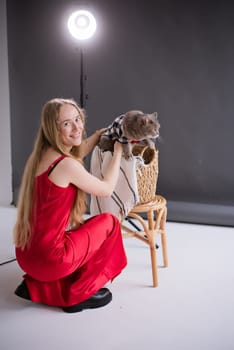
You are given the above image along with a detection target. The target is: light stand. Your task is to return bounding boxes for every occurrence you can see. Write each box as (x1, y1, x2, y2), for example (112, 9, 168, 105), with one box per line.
(80, 47, 85, 108)
(67, 10, 97, 108)
(79, 47, 88, 108)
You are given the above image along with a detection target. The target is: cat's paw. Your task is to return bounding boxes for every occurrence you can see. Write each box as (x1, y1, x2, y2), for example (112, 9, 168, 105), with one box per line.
(144, 139, 156, 149)
(123, 152, 133, 160)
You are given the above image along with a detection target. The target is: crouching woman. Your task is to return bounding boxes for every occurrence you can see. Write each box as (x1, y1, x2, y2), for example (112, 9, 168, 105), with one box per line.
(14, 98, 127, 313)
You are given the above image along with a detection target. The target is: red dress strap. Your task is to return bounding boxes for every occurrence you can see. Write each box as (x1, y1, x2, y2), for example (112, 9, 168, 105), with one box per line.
(48, 155, 67, 176)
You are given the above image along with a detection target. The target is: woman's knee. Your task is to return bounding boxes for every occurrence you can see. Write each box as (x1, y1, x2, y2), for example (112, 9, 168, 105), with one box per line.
(99, 212, 120, 227)
(85, 213, 121, 238)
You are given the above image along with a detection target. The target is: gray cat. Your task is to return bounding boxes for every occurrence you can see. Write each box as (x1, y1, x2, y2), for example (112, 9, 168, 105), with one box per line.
(98, 110, 160, 159)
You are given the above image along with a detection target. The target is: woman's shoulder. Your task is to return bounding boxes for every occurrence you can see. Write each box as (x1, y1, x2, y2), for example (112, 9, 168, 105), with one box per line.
(50, 155, 84, 187)
(58, 155, 82, 171)
(36, 150, 71, 176)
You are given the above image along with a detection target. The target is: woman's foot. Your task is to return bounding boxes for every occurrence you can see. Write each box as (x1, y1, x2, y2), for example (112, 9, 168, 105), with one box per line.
(62, 288, 112, 313)
(14, 280, 31, 300)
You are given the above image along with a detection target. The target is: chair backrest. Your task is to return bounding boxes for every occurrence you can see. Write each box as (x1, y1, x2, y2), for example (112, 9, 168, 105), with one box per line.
(132, 145, 159, 204)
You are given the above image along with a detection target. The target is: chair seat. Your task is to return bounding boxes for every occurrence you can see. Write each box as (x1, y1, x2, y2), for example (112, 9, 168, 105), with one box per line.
(121, 195, 168, 287)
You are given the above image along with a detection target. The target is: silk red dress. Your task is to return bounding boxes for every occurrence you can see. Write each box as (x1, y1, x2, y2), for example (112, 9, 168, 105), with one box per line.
(16, 156, 127, 307)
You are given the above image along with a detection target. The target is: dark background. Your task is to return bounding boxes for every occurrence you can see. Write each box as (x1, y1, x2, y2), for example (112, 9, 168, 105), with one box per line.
(7, 0, 234, 225)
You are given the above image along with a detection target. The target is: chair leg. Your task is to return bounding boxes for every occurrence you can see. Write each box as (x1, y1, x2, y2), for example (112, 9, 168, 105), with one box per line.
(161, 233, 168, 267)
(147, 209, 158, 287)
(150, 243, 158, 287)
(161, 207, 168, 267)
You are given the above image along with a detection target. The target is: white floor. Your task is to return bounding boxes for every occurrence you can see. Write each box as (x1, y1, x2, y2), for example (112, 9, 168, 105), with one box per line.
(0, 205, 234, 350)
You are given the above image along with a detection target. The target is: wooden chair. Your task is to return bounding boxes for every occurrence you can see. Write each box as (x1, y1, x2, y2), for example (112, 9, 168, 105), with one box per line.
(121, 195, 168, 287)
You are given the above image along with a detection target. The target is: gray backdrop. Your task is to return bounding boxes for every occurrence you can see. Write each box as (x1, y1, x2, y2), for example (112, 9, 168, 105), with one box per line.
(7, 0, 234, 226)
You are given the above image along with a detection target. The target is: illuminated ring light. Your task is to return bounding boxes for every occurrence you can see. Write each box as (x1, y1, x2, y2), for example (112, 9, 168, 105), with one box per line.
(67, 10, 97, 40)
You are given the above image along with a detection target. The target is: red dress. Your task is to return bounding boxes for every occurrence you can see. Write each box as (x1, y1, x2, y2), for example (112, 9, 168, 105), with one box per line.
(16, 156, 127, 307)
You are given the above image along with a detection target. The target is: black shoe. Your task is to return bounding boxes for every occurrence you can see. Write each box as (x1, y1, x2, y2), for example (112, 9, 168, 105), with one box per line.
(14, 280, 31, 300)
(62, 288, 112, 313)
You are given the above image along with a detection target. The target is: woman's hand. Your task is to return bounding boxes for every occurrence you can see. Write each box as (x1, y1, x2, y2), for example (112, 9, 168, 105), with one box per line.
(113, 141, 123, 157)
(95, 128, 107, 138)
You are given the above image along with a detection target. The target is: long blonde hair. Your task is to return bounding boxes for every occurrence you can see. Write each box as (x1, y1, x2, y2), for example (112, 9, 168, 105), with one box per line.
(14, 98, 87, 249)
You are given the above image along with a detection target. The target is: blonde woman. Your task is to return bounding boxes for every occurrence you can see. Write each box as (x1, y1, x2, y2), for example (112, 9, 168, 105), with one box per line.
(14, 98, 127, 313)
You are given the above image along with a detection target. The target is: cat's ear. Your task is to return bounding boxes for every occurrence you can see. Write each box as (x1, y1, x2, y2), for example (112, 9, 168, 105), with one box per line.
(153, 112, 158, 119)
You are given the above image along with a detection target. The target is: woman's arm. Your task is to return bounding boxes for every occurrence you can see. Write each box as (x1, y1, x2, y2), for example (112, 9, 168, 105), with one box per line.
(79, 128, 106, 158)
(50, 142, 123, 197)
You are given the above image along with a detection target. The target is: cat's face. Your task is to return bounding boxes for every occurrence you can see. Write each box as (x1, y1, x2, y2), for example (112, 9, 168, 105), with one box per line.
(123, 110, 160, 140)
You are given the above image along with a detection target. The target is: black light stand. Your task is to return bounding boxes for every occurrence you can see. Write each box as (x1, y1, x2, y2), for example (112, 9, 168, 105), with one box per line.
(0, 258, 16, 266)
(79, 47, 87, 108)
(80, 47, 84, 107)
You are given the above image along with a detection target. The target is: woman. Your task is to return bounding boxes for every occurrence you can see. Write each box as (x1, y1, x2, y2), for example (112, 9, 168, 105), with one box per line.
(14, 98, 127, 313)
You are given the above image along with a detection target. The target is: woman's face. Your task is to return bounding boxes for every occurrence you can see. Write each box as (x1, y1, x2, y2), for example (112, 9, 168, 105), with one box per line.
(57, 104, 84, 150)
